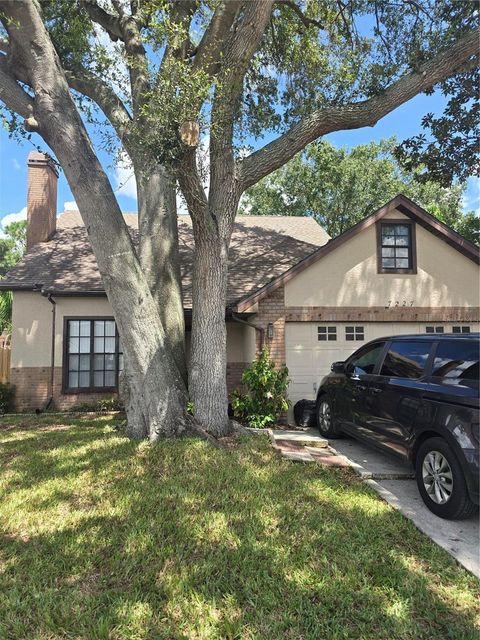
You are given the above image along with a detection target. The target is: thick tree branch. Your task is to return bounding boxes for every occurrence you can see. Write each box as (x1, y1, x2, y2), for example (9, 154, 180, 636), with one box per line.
(274, 0, 323, 30)
(239, 27, 480, 191)
(80, 0, 123, 41)
(193, 1, 242, 75)
(65, 68, 133, 147)
(0, 55, 34, 119)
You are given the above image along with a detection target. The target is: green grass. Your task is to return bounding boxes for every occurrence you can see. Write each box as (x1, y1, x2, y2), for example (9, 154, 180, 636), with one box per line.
(0, 415, 478, 640)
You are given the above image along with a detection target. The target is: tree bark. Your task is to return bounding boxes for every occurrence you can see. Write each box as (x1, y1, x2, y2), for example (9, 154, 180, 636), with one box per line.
(135, 163, 187, 384)
(190, 228, 231, 436)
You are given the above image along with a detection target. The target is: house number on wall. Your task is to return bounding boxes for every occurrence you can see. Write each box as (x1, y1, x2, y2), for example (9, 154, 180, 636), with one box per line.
(385, 300, 415, 308)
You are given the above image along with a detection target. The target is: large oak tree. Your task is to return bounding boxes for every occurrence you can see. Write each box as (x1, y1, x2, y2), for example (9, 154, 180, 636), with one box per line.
(0, 0, 478, 438)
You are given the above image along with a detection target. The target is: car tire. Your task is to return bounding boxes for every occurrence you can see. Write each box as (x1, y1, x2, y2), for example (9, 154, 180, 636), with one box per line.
(415, 437, 478, 520)
(316, 396, 341, 438)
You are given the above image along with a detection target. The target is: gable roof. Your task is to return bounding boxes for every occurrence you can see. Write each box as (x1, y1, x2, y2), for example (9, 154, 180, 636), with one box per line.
(234, 194, 480, 312)
(0, 212, 330, 308)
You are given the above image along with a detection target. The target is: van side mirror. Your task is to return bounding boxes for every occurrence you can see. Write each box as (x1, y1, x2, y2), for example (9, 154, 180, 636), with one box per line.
(331, 361, 345, 374)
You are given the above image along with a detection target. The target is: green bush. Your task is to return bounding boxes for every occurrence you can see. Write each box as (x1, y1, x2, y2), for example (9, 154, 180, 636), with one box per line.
(231, 348, 290, 428)
(0, 383, 14, 414)
(72, 397, 124, 413)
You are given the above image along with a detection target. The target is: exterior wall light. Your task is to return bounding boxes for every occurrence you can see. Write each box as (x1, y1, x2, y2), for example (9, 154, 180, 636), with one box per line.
(267, 323, 274, 340)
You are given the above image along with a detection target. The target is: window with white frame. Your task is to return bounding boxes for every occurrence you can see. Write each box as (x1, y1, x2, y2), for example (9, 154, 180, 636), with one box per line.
(65, 318, 123, 391)
(318, 326, 337, 341)
(345, 326, 365, 341)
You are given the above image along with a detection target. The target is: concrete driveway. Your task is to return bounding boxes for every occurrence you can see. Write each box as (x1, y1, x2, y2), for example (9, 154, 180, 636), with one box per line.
(329, 438, 480, 578)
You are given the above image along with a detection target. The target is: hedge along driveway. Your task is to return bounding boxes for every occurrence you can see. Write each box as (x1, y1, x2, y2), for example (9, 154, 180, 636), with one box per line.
(0, 414, 478, 640)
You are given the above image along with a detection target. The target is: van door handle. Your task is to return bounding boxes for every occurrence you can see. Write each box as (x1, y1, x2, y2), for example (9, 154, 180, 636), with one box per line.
(371, 387, 383, 394)
(357, 384, 368, 392)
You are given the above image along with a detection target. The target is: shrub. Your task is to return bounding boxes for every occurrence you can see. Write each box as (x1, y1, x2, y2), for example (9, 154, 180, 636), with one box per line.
(0, 383, 14, 414)
(231, 348, 290, 428)
(71, 397, 124, 413)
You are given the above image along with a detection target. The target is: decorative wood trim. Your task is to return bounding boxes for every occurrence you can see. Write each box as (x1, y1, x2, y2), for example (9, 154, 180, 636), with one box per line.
(376, 218, 417, 274)
(284, 307, 480, 323)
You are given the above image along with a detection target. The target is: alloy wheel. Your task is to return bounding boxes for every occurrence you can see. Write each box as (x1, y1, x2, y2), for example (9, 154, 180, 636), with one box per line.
(422, 450, 453, 505)
(318, 401, 331, 434)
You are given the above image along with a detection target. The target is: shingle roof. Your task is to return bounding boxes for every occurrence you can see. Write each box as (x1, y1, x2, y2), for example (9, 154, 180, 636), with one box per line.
(0, 211, 330, 308)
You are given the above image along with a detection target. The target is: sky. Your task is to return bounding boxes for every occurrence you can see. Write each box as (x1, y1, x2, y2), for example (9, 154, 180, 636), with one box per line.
(0, 86, 478, 232)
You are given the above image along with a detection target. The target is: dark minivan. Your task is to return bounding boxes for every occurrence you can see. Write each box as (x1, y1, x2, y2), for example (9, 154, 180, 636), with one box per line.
(316, 334, 479, 519)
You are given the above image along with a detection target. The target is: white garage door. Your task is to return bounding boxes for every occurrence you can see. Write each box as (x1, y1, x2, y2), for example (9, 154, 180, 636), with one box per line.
(285, 321, 479, 402)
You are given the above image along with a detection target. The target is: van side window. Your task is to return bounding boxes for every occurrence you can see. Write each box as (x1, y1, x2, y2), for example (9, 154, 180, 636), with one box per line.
(432, 342, 479, 380)
(380, 341, 431, 379)
(349, 343, 385, 376)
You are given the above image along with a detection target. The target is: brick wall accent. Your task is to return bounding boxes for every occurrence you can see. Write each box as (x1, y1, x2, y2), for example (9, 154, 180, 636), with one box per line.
(11, 367, 117, 412)
(27, 152, 58, 251)
(226, 362, 249, 393)
(254, 285, 285, 367)
(285, 306, 480, 323)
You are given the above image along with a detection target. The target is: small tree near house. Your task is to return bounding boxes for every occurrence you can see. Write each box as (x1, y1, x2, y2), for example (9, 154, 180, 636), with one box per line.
(232, 348, 290, 429)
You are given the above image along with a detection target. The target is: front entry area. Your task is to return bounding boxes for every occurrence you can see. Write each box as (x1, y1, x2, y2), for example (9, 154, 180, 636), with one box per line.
(285, 321, 477, 403)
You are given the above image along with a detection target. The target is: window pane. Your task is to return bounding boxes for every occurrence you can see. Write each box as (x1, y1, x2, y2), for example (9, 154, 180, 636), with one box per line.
(94, 371, 104, 387)
(426, 327, 435, 333)
(69, 355, 79, 372)
(432, 341, 479, 380)
(69, 337, 79, 354)
(105, 337, 116, 353)
(80, 321, 91, 337)
(69, 371, 79, 388)
(79, 354, 90, 371)
(94, 321, 105, 336)
(452, 326, 461, 333)
(69, 320, 80, 337)
(382, 258, 395, 268)
(435, 327, 444, 334)
(382, 225, 395, 236)
(395, 258, 409, 269)
(350, 344, 385, 375)
(79, 337, 90, 353)
(462, 326, 471, 333)
(396, 225, 409, 235)
(94, 354, 104, 370)
(79, 371, 90, 387)
(396, 248, 409, 258)
(94, 337, 104, 353)
(382, 235, 395, 246)
(328, 327, 336, 334)
(381, 341, 431, 379)
(382, 247, 394, 257)
(105, 321, 116, 336)
(395, 236, 409, 247)
(105, 354, 115, 370)
(105, 371, 116, 387)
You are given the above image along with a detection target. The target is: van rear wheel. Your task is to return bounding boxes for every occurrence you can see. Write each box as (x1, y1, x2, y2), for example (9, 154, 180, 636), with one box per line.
(415, 437, 478, 520)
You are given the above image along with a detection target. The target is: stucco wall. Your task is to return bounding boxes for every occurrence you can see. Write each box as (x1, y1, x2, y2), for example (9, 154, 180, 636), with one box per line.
(284, 209, 480, 308)
(11, 292, 257, 368)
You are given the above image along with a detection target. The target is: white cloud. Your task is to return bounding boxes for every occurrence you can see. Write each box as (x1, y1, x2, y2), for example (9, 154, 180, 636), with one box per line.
(63, 201, 79, 211)
(1, 207, 27, 229)
(12, 158, 21, 171)
(113, 154, 137, 200)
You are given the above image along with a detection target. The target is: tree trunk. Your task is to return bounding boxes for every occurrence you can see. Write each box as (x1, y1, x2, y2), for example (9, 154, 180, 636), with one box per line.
(190, 229, 231, 436)
(135, 163, 187, 384)
(1, 0, 189, 440)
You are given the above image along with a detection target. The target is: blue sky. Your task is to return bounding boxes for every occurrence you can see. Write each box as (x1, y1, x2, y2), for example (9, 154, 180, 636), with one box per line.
(0, 86, 478, 230)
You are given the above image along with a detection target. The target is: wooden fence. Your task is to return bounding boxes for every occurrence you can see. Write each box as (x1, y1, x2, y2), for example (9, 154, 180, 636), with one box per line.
(0, 334, 11, 384)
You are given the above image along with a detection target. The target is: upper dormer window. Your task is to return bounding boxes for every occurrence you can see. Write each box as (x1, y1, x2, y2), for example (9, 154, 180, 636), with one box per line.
(377, 220, 416, 274)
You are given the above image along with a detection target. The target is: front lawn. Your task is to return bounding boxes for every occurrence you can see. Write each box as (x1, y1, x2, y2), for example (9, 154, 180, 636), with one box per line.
(0, 415, 478, 639)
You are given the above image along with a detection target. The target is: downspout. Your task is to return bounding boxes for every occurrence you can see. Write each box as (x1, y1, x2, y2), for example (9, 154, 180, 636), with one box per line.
(229, 310, 265, 349)
(40, 290, 56, 412)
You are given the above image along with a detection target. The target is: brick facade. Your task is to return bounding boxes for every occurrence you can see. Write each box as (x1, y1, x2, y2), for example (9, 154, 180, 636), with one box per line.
(285, 306, 480, 323)
(10, 367, 116, 412)
(253, 285, 286, 367)
(26, 152, 58, 251)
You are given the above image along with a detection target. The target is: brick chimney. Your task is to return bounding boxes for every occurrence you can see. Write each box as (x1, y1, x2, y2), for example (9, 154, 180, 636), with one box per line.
(27, 151, 58, 251)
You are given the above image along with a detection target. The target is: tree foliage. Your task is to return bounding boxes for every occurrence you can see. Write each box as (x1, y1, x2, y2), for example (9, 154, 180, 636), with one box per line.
(240, 138, 479, 242)
(0, 220, 26, 334)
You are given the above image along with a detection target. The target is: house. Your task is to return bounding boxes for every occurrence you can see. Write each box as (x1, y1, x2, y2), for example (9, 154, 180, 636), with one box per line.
(2, 152, 479, 415)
